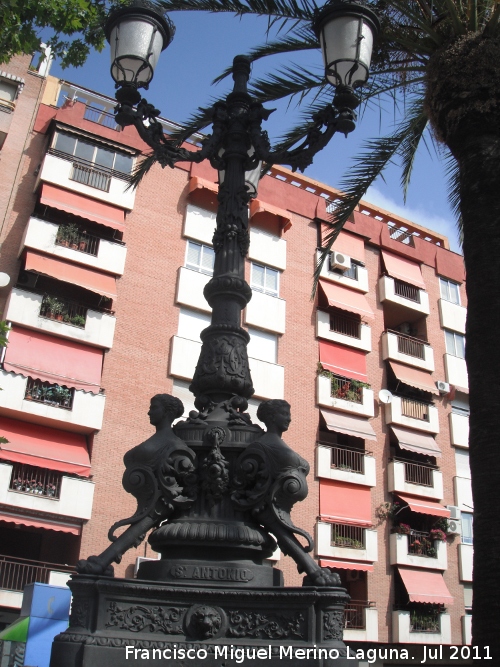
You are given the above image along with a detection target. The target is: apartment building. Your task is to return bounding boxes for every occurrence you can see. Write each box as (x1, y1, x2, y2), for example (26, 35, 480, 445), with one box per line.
(0, 54, 472, 648)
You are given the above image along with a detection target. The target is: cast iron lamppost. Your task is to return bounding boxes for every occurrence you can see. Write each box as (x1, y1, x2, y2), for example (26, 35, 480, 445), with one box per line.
(50, 3, 379, 666)
(105, 0, 379, 408)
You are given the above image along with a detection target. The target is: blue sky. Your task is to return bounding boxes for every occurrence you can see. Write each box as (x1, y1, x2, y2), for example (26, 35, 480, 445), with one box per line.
(48, 11, 461, 253)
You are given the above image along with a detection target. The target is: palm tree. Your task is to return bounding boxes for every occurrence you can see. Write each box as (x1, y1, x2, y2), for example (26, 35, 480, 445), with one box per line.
(154, 0, 499, 653)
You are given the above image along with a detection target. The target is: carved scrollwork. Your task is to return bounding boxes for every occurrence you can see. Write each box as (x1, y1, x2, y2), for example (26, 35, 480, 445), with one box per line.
(106, 602, 184, 635)
(228, 610, 305, 639)
(200, 427, 230, 506)
(322, 609, 345, 641)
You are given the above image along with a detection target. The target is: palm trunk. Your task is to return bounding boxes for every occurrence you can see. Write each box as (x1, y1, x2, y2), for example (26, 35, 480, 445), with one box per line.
(458, 133, 500, 656)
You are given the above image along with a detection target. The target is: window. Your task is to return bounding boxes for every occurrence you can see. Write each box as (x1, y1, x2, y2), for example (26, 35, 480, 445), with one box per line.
(0, 79, 18, 108)
(461, 513, 473, 545)
(439, 277, 460, 305)
(247, 328, 277, 363)
(185, 241, 215, 275)
(52, 131, 133, 175)
(251, 263, 279, 297)
(445, 330, 465, 358)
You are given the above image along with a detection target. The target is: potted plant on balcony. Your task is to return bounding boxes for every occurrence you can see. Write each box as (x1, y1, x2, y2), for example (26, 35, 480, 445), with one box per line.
(66, 222, 80, 249)
(70, 314, 86, 328)
(53, 385, 72, 407)
(429, 528, 447, 542)
(46, 483, 57, 497)
(56, 225, 70, 247)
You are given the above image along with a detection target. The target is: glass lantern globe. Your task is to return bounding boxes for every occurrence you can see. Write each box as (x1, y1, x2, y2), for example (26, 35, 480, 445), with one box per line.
(313, 0, 380, 89)
(218, 147, 262, 199)
(105, 0, 175, 88)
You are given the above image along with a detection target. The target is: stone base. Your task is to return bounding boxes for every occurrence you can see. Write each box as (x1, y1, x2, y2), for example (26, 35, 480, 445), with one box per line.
(50, 575, 354, 667)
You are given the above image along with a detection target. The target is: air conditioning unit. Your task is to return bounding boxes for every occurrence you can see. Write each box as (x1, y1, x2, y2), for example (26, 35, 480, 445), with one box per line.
(330, 251, 351, 272)
(447, 519, 462, 535)
(346, 570, 361, 582)
(17, 271, 38, 288)
(436, 380, 451, 394)
(447, 505, 461, 521)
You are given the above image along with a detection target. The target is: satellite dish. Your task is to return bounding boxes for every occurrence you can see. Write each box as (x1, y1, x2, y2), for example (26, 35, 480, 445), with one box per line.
(0, 272, 10, 288)
(378, 389, 393, 404)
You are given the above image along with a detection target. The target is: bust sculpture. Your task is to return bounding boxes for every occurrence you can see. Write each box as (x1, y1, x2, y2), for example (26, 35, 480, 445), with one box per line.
(76, 394, 196, 575)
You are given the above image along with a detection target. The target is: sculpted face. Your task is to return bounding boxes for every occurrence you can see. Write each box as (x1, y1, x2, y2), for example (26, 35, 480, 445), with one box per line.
(274, 406, 291, 433)
(148, 398, 165, 426)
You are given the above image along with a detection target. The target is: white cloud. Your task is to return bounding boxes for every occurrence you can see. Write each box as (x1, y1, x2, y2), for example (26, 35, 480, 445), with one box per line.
(364, 187, 462, 254)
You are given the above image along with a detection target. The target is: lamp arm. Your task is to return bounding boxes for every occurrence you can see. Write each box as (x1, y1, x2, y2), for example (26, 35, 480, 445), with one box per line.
(117, 97, 226, 168)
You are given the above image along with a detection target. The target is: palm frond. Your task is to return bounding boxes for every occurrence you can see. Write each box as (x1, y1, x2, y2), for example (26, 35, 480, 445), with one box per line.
(212, 28, 317, 85)
(312, 98, 430, 294)
(444, 149, 463, 245)
(397, 94, 429, 200)
(249, 64, 325, 103)
(129, 153, 158, 190)
(159, 0, 316, 20)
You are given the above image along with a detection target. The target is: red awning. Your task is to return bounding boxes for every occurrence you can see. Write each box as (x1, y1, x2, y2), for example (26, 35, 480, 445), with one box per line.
(189, 175, 218, 195)
(398, 567, 454, 605)
(396, 493, 450, 518)
(40, 184, 125, 232)
(390, 425, 441, 457)
(320, 409, 376, 441)
(320, 559, 373, 572)
(320, 228, 366, 263)
(250, 199, 292, 231)
(381, 250, 425, 289)
(0, 512, 81, 535)
(389, 361, 439, 395)
(319, 480, 372, 526)
(319, 341, 368, 382)
(25, 251, 116, 299)
(0, 416, 91, 476)
(318, 280, 374, 321)
(3, 327, 103, 393)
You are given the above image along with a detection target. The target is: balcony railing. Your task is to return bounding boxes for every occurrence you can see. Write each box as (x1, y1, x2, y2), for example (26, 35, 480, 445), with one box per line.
(9, 462, 62, 499)
(330, 312, 361, 339)
(48, 148, 133, 182)
(394, 279, 421, 303)
(396, 458, 435, 486)
(55, 226, 100, 256)
(410, 608, 441, 633)
(344, 601, 372, 629)
(388, 225, 416, 247)
(25, 377, 74, 410)
(0, 555, 75, 592)
(40, 294, 88, 328)
(331, 523, 365, 549)
(331, 445, 366, 474)
(71, 162, 111, 192)
(330, 375, 364, 404)
(400, 396, 430, 421)
(407, 530, 437, 558)
(83, 104, 120, 131)
(388, 329, 426, 359)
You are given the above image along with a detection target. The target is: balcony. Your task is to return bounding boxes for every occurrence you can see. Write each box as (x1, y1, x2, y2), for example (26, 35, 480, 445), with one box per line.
(37, 151, 136, 210)
(458, 544, 473, 582)
(381, 330, 434, 372)
(0, 555, 75, 609)
(245, 290, 286, 334)
(384, 395, 439, 434)
(316, 444, 376, 487)
(249, 227, 287, 271)
(169, 336, 284, 400)
(176, 266, 211, 314)
(388, 459, 443, 500)
(378, 275, 430, 315)
(392, 609, 451, 644)
(20, 217, 127, 275)
(439, 299, 466, 334)
(343, 602, 378, 642)
(0, 462, 94, 520)
(4, 288, 116, 349)
(444, 354, 468, 390)
(316, 310, 371, 352)
(317, 375, 374, 417)
(389, 532, 447, 570)
(0, 369, 105, 433)
(316, 250, 369, 293)
(450, 412, 469, 448)
(316, 521, 378, 562)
